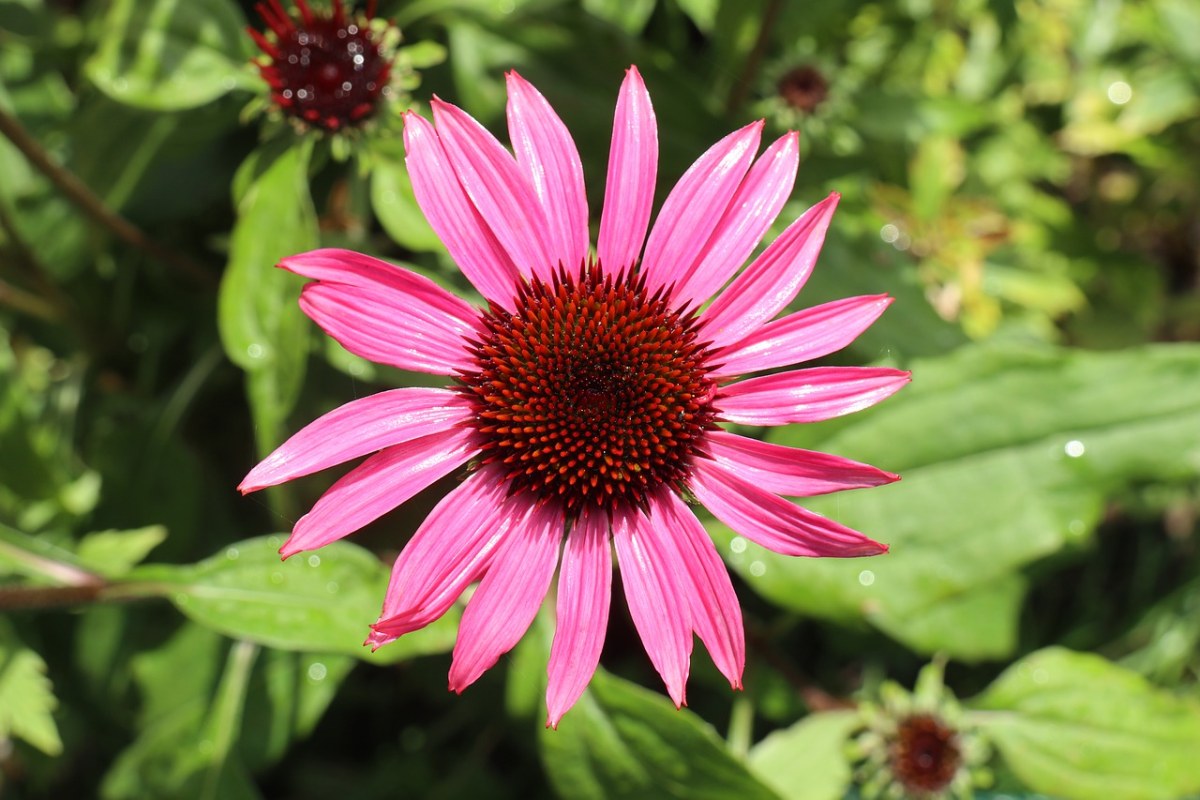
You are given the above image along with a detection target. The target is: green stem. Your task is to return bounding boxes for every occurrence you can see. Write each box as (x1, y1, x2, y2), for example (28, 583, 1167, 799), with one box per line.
(727, 0, 784, 115)
(201, 640, 260, 800)
(727, 694, 755, 759)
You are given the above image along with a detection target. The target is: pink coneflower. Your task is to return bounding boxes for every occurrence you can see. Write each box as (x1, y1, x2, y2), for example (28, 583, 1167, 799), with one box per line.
(249, 0, 392, 132)
(240, 67, 909, 727)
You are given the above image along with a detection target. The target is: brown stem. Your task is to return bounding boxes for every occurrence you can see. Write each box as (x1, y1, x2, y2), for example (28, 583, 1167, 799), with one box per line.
(727, 0, 784, 116)
(0, 107, 215, 287)
(745, 619, 856, 712)
(0, 584, 106, 610)
(0, 277, 61, 321)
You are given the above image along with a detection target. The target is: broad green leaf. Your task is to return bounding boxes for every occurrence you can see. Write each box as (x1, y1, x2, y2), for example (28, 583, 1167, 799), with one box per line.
(241, 649, 356, 769)
(84, 0, 254, 110)
(76, 525, 167, 577)
(541, 669, 780, 800)
(218, 140, 318, 455)
(583, 0, 657, 34)
(0, 623, 62, 756)
(370, 155, 443, 253)
(131, 536, 458, 663)
(721, 344, 1200, 658)
(102, 625, 258, 800)
(104, 624, 352, 799)
(747, 711, 859, 800)
(968, 648, 1200, 800)
(675, 0, 719, 32)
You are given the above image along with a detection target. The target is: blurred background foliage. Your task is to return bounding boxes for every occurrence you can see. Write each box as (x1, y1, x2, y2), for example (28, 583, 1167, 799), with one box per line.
(1, 0, 1199, 797)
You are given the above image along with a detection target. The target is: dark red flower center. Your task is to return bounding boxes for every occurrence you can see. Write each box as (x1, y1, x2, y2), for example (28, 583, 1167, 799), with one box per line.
(251, 0, 391, 132)
(459, 264, 718, 514)
(889, 714, 962, 794)
(777, 65, 829, 114)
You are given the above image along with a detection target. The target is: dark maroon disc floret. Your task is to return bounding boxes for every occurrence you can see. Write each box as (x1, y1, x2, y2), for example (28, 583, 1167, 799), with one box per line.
(458, 263, 719, 515)
(250, 0, 392, 132)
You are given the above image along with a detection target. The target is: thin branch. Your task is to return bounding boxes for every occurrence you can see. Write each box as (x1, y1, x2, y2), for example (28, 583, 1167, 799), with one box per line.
(745, 618, 856, 712)
(0, 276, 61, 321)
(727, 0, 784, 116)
(0, 106, 216, 287)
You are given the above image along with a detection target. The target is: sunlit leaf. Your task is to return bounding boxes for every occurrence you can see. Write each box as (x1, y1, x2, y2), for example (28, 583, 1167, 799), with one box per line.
(0, 623, 62, 756)
(969, 648, 1200, 800)
(747, 710, 859, 800)
(217, 139, 318, 455)
(719, 344, 1200, 658)
(84, 0, 254, 110)
(132, 536, 458, 663)
(76, 525, 167, 577)
(541, 669, 779, 799)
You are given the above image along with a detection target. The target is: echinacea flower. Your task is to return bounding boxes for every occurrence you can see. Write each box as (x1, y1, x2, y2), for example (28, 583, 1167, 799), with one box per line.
(249, 0, 393, 132)
(853, 661, 990, 798)
(240, 67, 909, 727)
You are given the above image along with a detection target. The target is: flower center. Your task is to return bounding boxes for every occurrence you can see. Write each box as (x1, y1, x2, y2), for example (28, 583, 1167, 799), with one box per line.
(889, 714, 962, 794)
(252, 1, 391, 132)
(460, 263, 717, 514)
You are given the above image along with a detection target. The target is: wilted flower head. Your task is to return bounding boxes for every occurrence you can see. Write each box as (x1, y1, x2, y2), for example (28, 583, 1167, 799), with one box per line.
(854, 661, 990, 798)
(249, 0, 393, 132)
(240, 67, 909, 726)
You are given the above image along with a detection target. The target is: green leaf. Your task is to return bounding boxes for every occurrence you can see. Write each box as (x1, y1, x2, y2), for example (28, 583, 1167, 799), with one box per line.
(218, 140, 318, 455)
(969, 648, 1200, 800)
(541, 669, 780, 800)
(104, 623, 353, 799)
(132, 536, 458, 663)
(76, 525, 167, 578)
(241, 649, 356, 769)
(102, 626, 260, 800)
(720, 344, 1200, 659)
(583, 0, 657, 34)
(84, 0, 254, 110)
(0, 622, 62, 756)
(674, 0, 719, 33)
(370, 154, 443, 253)
(747, 711, 859, 800)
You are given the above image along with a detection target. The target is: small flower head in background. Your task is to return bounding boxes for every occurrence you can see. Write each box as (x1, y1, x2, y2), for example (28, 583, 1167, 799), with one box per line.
(240, 66, 909, 726)
(248, 0, 399, 134)
(854, 661, 991, 798)
(777, 64, 829, 115)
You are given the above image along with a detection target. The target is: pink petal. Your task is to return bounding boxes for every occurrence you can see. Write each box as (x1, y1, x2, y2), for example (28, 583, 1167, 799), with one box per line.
(690, 459, 888, 558)
(448, 501, 563, 692)
(640, 121, 763, 300)
(300, 283, 473, 374)
(240, 387, 473, 493)
(672, 132, 799, 309)
(718, 366, 911, 426)
(404, 112, 523, 310)
(432, 98, 557, 281)
(699, 193, 840, 350)
(280, 427, 480, 558)
(546, 507, 612, 728)
(597, 66, 657, 274)
(711, 294, 893, 378)
(612, 504, 692, 707)
(650, 490, 744, 690)
(369, 467, 515, 647)
(506, 71, 589, 272)
(279, 248, 479, 330)
(703, 429, 898, 498)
